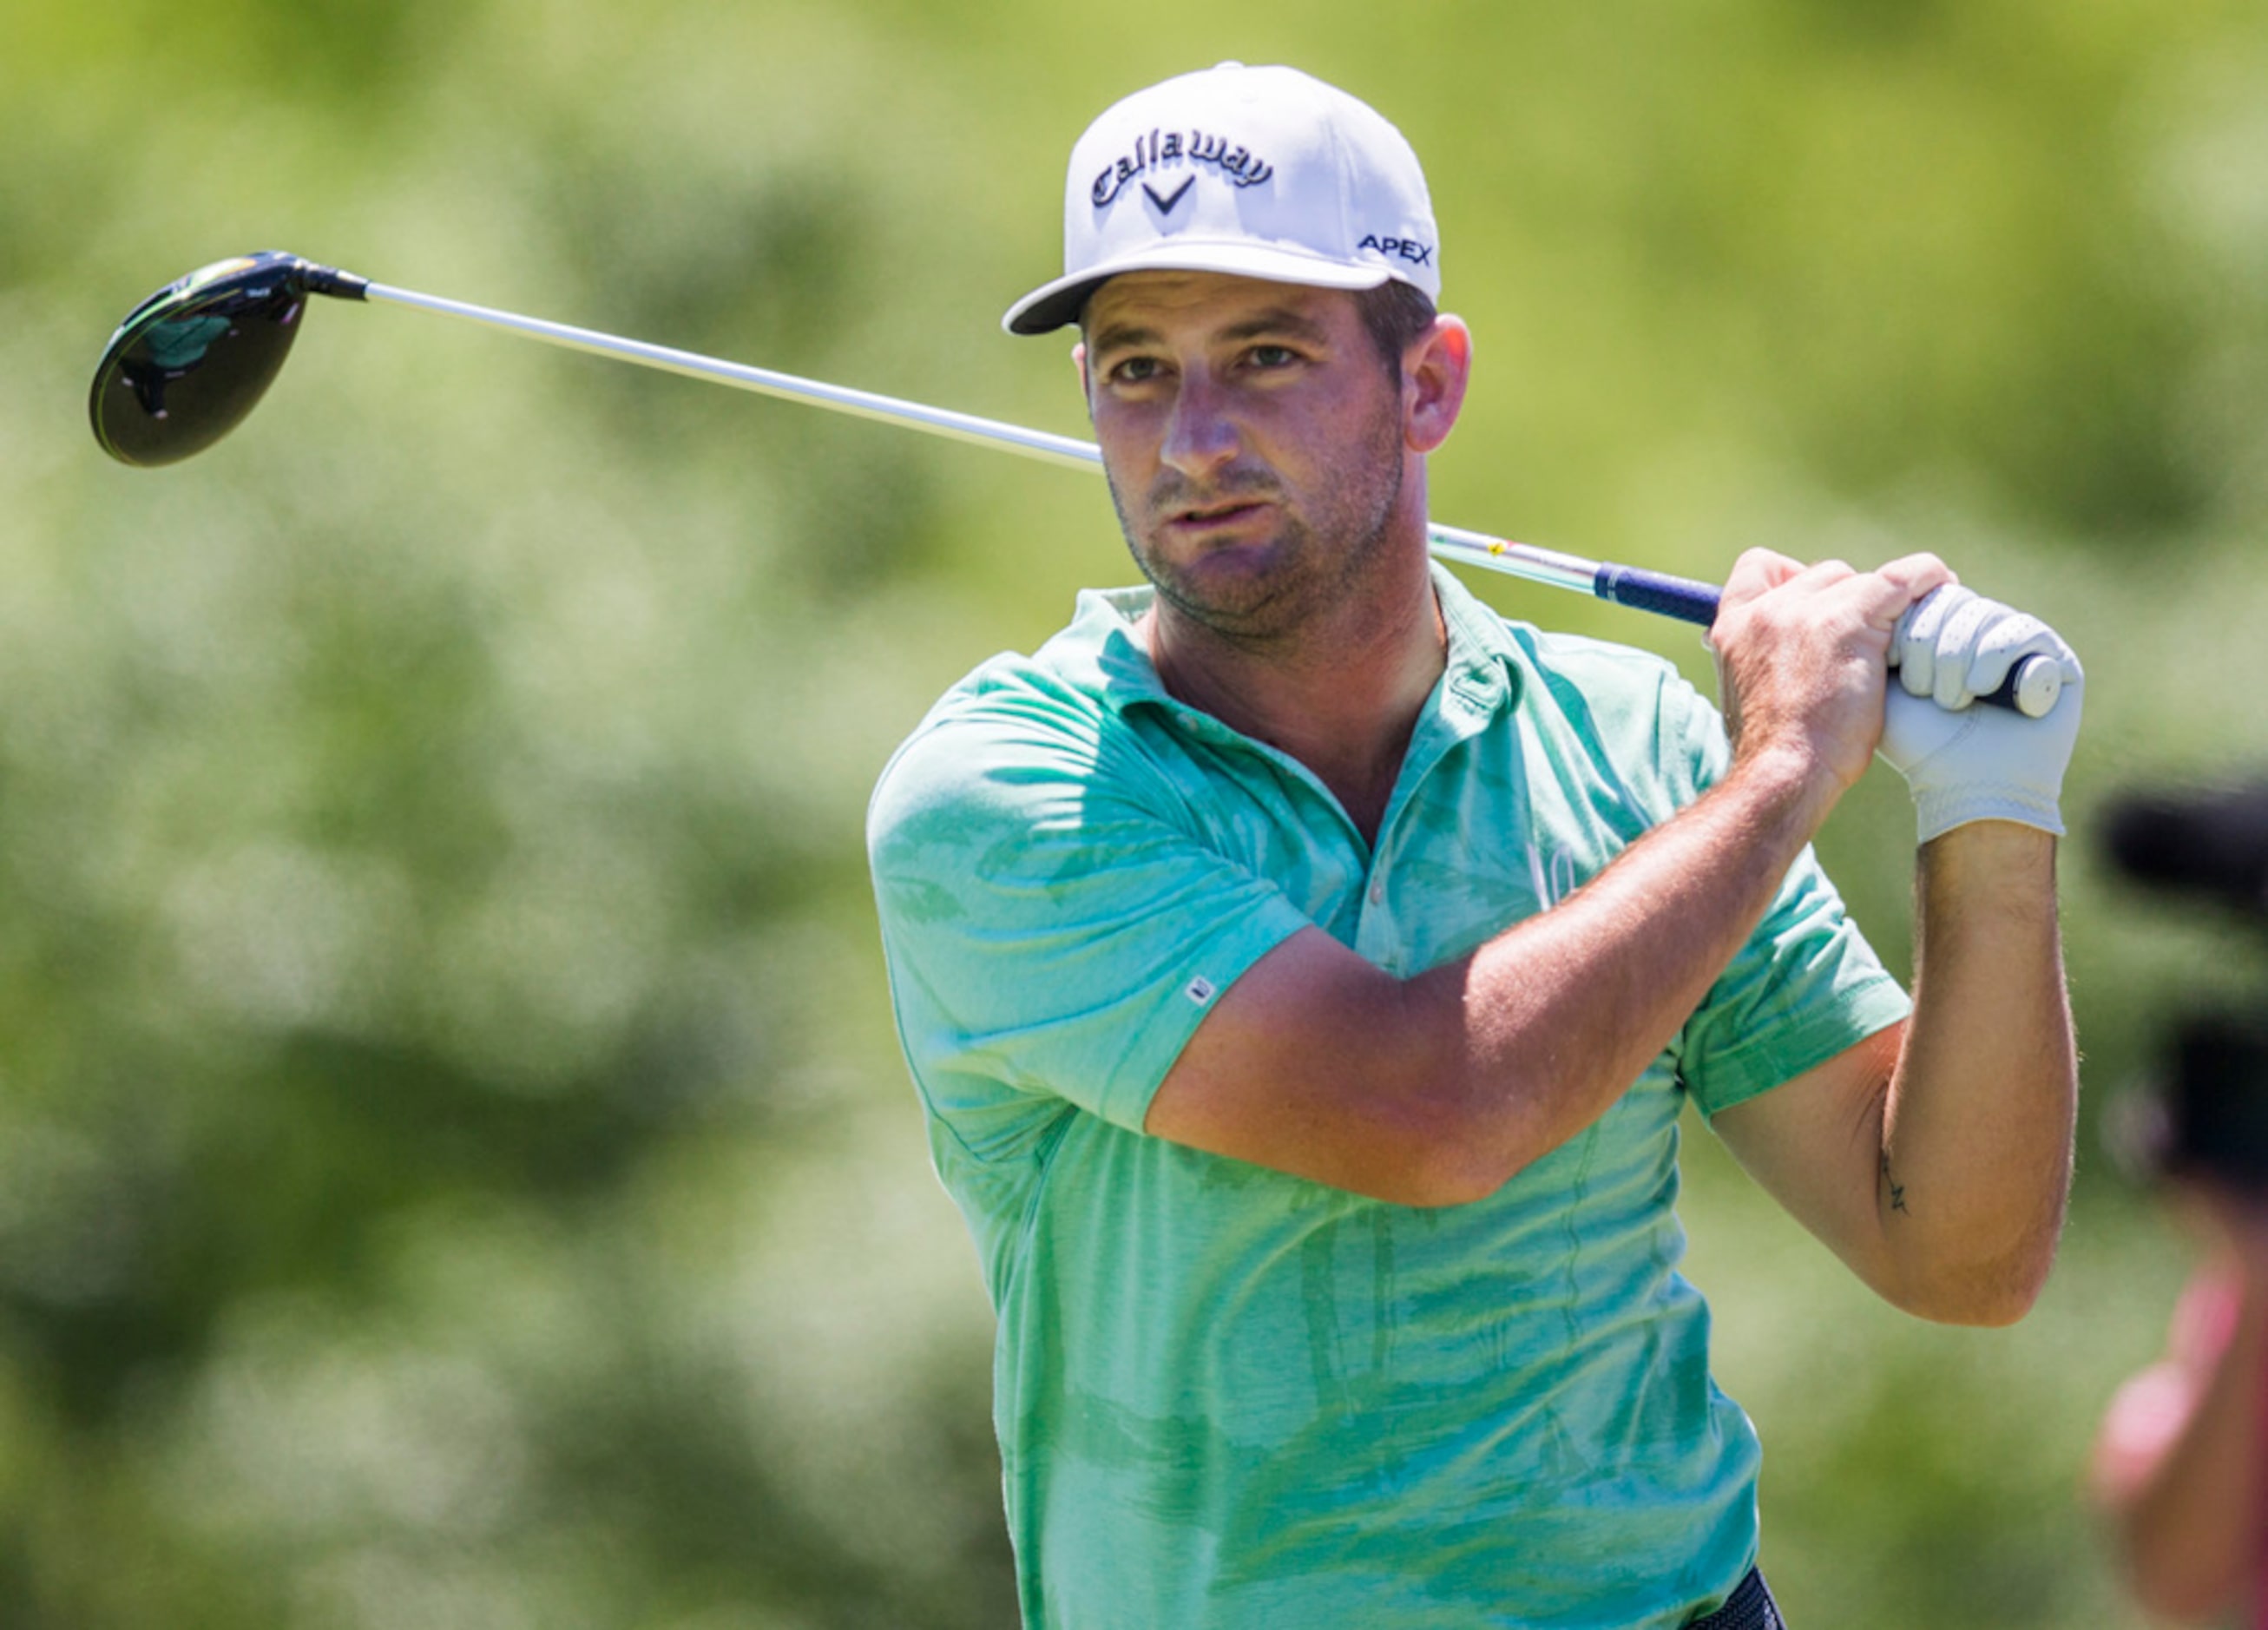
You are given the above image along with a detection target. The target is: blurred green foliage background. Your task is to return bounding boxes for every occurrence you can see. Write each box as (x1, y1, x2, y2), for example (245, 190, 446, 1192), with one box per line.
(6, 0, 2268, 1624)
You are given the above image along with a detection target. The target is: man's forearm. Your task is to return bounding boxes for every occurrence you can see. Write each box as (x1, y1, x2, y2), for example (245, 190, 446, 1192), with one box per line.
(1149, 742, 1849, 1207)
(1409, 743, 1841, 1198)
(1876, 822, 2076, 1322)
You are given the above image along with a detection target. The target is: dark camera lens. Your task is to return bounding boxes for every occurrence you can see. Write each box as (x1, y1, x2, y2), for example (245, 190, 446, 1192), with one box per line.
(2160, 1013, 2268, 1190)
(2102, 780, 2268, 919)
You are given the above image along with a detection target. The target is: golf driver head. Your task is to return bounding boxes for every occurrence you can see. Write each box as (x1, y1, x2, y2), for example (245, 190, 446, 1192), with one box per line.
(89, 251, 367, 468)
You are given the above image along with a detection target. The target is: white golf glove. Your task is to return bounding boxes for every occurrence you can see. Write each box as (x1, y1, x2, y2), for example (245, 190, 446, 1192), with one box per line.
(1877, 585, 2084, 843)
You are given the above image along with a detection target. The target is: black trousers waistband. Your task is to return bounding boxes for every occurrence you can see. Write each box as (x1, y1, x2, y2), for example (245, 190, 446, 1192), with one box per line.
(1686, 1567, 1784, 1630)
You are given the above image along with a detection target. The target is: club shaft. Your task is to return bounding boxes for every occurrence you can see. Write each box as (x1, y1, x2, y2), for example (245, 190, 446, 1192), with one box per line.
(365, 282, 1105, 474)
(360, 280, 1706, 619)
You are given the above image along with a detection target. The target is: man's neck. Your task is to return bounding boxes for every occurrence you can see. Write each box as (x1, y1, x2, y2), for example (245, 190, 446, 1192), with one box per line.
(1144, 544, 1448, 845)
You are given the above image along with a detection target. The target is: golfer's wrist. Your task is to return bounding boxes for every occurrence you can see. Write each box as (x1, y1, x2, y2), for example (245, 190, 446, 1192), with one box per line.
(1916, 818, 2058, 904)
(1722, 737, 1845, 840)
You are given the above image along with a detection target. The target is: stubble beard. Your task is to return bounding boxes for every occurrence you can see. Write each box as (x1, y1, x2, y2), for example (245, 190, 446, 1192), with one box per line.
(1107, 399, 1409, 651)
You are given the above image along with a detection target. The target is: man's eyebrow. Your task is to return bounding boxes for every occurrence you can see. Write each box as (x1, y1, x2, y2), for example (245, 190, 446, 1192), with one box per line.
(1216, 308, 1334, 347)
(1086, 320, 1162, 357)
(1086, 306, 1338, 358)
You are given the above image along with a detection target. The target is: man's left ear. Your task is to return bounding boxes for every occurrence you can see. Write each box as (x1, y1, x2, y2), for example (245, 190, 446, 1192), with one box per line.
(1404, 315, 1472, 455)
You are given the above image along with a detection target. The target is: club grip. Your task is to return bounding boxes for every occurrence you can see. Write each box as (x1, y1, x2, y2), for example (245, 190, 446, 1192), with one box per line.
(1593, 564, 1721, 626)
(1592, 563, 2061, 717)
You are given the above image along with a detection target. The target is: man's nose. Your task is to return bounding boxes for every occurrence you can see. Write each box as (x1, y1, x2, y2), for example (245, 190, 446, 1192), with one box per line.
(1160, 369, 1241, 480)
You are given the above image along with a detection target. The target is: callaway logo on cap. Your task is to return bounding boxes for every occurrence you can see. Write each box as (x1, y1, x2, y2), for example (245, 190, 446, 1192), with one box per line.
(1003, 62, 1442, 336)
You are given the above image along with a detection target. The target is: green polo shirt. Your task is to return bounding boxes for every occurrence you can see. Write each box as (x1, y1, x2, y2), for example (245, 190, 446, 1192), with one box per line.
(867, 566, 1910, 1628)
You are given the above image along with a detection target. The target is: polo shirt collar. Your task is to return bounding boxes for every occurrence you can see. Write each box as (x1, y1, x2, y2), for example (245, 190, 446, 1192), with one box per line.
(1056, 566, 1526, 728)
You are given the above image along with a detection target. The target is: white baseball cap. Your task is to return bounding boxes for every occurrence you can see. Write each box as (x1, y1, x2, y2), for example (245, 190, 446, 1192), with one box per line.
(1003, 63, 1441, 336)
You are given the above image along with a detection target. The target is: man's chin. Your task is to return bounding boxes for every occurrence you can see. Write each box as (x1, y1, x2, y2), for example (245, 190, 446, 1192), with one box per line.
(1140, 542, 1311, 635)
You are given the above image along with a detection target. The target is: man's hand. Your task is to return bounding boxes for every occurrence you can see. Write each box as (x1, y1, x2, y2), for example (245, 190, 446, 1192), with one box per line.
(1707, 549, 1956, 797)
(1879, 585, 2084, 841)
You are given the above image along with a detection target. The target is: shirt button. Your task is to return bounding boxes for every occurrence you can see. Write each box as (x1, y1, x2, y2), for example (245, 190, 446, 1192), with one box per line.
(1368, 879, 1385, 905)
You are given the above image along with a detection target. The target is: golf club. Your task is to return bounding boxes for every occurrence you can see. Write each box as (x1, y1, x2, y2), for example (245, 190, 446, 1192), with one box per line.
(89, 251, 2062, 717)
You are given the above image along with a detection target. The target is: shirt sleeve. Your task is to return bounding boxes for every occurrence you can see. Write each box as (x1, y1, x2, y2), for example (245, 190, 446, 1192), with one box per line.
(1662, 683, 1915, 1119)
(867, 684, 1314, 1150)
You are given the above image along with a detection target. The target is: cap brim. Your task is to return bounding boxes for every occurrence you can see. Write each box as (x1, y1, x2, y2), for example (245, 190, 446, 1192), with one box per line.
(1002, 240, 1395, 336)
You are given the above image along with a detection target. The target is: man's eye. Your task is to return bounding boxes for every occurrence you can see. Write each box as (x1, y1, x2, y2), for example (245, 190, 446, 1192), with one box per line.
(1248, 345, 1298, 368)
(1110, 357, 1161, 384)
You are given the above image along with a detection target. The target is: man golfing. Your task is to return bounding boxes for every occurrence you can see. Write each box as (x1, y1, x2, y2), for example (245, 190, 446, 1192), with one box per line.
(867, 62, 2081, 1628)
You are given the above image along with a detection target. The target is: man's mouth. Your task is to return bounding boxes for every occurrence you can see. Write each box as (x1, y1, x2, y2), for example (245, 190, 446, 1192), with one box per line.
(1165, 498, 1272, 533)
